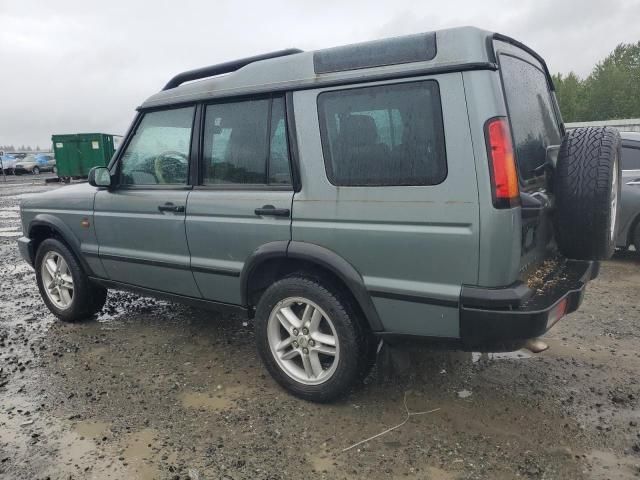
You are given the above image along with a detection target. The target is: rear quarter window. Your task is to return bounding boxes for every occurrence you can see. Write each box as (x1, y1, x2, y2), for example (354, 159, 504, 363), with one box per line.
(499, 54, 562, 183)
(317, 80, 447, 186)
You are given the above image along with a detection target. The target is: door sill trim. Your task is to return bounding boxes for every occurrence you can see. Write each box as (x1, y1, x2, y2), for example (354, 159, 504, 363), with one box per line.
(89, 277, 247, 315)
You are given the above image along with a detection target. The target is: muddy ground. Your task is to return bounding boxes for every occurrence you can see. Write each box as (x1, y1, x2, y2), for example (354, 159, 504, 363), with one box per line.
(1, 179, 639, 480)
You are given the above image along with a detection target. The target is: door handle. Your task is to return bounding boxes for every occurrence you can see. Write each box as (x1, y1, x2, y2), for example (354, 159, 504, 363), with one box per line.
(254, 205, 290, 217)
(158, 203, 185, 213)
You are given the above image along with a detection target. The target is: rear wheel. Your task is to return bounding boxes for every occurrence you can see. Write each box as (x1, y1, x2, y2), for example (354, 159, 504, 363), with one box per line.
(35, 238, 107, 322)
(554, 127, 622, 260)
(52, 166, 58, 174)
(255, 275, 372, 402)
(32, 166, 40, 175)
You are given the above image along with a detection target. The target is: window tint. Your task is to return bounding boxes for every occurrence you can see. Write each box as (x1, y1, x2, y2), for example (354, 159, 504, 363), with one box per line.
(203, 97, 291, 185)
(318, 81, 446, 186)
(120, 107, 194, 185)
(622, 146, 640, 170)
(500, 54, 562, 182)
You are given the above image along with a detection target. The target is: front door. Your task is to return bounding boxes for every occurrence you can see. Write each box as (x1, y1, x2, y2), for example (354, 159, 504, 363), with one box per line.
(94, 106, 201, 298)
(185, 96, 294, 305)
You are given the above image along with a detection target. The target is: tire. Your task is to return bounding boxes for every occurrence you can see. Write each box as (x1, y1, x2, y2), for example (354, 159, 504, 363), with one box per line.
(32, 166, 40, 175)
(255, 275, 372, 402)
(554, 127, 622, 260)
(35, 238, 107, 322)
(53, 166, 57, 174)
(634, 223, 640, 254)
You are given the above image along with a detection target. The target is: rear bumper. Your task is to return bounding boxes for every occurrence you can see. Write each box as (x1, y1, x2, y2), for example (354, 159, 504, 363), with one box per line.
(17, 236, 34, 266)
(460, 259, 599, 349)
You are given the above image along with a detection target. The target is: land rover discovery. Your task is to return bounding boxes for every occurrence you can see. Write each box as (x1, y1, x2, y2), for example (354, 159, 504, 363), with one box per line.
(18, 27, 621, 401)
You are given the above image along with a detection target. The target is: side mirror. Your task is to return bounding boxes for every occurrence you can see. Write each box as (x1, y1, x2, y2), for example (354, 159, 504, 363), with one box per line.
(88, 166, 112, 188)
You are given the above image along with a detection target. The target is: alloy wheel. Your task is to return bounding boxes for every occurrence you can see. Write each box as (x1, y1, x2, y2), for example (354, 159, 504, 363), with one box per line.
(267, 297, 339, 385)
(41, 251, 74, 309)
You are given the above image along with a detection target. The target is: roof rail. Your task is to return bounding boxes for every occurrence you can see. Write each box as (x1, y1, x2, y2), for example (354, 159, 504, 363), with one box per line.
(162, 48, 303, 91)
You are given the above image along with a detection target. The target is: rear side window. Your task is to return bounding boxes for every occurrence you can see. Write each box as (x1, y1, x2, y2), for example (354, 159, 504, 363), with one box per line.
(318, 81, 446, 186)
(499, 54, 562, 182)
(622, 146, 640, 170)
(202, 97, 291, 185)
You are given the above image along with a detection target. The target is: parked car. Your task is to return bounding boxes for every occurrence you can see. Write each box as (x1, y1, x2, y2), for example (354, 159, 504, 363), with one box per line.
(14, 154, 57, 175)
(18, 27, 620, 402)
(1, 154, 17, 174)
(616, 132, 640, 251)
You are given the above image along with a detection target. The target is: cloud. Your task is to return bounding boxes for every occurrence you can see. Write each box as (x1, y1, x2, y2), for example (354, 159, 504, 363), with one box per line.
(0, 0, 638, 147)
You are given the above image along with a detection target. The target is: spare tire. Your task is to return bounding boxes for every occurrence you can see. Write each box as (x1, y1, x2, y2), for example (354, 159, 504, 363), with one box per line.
(554, 127, 622, 260)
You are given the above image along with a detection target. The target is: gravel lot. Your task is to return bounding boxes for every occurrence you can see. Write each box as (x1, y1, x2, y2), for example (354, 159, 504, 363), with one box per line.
(1, 180, 639, 480)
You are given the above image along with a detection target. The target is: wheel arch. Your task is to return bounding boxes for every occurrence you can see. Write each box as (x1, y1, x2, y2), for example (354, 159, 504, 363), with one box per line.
(241, 241, 384, 331)
(28, 214, 93, 274)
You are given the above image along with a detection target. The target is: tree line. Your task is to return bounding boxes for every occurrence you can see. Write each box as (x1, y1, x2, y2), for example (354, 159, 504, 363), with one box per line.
(0, 145, 43, 152)
(552, 41, 640, 123)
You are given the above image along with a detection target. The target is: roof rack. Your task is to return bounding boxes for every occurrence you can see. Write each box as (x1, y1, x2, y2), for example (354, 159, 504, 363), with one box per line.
(162, 48, 303, 91)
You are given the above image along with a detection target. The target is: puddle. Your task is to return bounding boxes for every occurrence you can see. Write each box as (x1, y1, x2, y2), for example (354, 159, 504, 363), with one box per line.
(0, 226, 21, 237)
(471, 349, 532, 363)
(74, 420, 110, 439)
(120, 429, 161, 479)
(180, 385, 248, 411)
(0, 210, 19, 218)
(7, 193, 47, 200)
(0, 395, 128, 479)
(585, 450, 638, 479)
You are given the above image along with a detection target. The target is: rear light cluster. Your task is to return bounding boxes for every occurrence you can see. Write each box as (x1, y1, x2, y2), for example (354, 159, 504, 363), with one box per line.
(485, 117, 520, 208)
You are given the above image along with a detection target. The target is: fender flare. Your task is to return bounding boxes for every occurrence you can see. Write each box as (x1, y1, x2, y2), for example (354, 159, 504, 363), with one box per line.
(28, 214, 94, 275)
(240, 240, 383, 331)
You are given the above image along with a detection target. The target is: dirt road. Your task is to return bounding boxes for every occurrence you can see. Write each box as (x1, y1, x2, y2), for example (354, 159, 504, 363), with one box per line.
(1, 182, 639, 479)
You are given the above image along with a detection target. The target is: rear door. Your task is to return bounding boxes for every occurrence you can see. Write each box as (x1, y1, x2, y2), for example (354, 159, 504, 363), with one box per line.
(94, 106, 201, 297)
(292, 75, 479, 337)
(495, 41, 563, 271)
(185, 95, 294, 305)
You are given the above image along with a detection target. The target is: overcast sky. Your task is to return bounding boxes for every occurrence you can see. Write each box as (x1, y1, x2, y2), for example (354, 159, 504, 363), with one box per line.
(1, 0, 639, 148)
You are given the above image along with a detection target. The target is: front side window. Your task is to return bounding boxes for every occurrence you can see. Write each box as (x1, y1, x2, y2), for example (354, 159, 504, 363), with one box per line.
(499, 54, 562, 182)
(202, 97, 291, 185)
(318, 81, 447, 186)
(120, 107, 194, 185)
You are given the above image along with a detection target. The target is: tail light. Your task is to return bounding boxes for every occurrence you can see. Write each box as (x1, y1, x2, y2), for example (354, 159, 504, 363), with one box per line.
(485, 117, 520, 208)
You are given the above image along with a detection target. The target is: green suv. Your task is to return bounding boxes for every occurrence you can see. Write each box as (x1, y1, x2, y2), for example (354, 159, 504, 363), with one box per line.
(18, 27, 621, 402)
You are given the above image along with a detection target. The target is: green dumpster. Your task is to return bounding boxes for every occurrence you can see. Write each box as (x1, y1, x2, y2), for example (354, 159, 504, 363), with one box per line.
(51, 133, 122, 179)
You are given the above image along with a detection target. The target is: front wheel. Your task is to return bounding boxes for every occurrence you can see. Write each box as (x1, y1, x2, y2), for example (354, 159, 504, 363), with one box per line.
(255, 275, 372, 402)
(52, 166, 58, 174)
(32, 166, 40, 175)
(35, 238, 107, 322)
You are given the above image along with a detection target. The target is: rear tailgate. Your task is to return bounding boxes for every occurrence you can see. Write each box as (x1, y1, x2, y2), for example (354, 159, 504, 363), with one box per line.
(494, 38, 564, 277)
